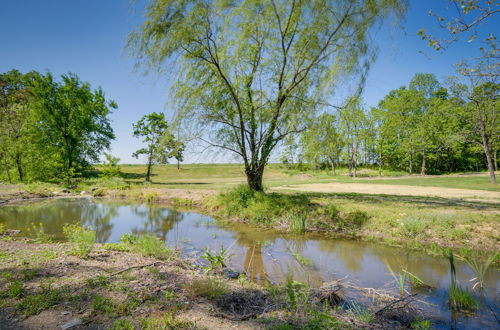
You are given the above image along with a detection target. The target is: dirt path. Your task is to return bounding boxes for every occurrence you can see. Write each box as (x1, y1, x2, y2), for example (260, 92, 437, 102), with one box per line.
(273, 183, 500, 203)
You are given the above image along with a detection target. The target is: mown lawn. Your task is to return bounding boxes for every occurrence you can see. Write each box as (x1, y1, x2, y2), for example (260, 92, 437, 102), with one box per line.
(114, 164, 499, 192)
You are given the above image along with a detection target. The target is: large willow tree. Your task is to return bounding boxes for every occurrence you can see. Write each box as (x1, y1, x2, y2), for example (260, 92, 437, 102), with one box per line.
(129, 0, 406, 191)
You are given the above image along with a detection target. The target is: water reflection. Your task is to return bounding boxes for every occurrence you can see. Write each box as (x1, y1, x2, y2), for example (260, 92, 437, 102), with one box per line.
(0, 198, 499, 329)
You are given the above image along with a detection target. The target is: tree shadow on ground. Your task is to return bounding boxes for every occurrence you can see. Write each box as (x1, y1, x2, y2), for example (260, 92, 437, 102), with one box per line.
(296, 192, 500, 211)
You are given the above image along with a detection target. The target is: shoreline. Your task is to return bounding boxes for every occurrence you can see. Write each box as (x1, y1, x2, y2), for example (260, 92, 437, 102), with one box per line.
(0, 237, 425, 329)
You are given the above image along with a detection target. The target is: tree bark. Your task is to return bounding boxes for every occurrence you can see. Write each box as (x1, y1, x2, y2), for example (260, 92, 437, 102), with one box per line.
(3, 157, 12, 184)
(420, 149, 426, 176)
(409, 152, 413, 175)
(494, 149, 498, 172)
(177, 158, 180, 170)
(146, 155, 153, 182)
(246, 166, 264, 191)
(15, 153, 23, 182)
(481, 134, 497, 184)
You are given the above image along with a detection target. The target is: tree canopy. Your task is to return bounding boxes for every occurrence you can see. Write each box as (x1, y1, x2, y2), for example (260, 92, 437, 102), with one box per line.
(129, 0, 407, 190)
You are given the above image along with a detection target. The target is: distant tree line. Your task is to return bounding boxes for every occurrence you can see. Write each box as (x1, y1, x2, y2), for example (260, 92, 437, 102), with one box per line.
(288, 73, 499, 183)
(0, 70, 117, 183)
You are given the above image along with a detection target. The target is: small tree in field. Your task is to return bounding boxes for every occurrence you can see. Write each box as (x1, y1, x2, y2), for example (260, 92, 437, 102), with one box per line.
(133, 112, 175, 182)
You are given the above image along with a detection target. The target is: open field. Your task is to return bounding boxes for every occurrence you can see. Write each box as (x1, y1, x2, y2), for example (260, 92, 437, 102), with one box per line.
(115, 164, 500, 193)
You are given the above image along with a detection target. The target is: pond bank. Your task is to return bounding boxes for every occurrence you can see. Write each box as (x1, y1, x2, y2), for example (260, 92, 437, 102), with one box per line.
(2, 182, 499, 259)
(0, 237, 424, 329)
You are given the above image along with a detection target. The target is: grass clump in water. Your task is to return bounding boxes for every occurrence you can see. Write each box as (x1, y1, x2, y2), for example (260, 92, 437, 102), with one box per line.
(63, 224, 95, 257)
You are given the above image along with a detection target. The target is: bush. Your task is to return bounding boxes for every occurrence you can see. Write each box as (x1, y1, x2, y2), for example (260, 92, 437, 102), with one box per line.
(63, 224, 95, 257)
(100, 153, 123, 178)
(341, 210, 369, 229)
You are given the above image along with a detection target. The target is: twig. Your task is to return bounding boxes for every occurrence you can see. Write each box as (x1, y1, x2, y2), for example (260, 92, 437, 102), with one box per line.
(110, 261, 164, 276)
(374, 293, 417, 316)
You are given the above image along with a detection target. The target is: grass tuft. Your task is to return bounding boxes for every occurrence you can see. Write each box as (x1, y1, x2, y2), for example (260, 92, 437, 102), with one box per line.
(63, 224, 95, 257)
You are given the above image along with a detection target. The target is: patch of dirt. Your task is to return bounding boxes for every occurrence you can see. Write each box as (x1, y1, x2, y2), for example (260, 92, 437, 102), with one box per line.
(274, 183, 500, 203)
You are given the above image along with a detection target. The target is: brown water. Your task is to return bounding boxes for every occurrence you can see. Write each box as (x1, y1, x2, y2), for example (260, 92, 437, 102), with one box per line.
(0, 198, 498, 329)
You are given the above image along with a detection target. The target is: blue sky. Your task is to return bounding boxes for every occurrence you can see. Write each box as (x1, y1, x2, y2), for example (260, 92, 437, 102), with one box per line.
(0, 0, 495, 164)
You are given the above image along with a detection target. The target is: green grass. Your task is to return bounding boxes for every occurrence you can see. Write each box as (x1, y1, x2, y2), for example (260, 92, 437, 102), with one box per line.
(189, 278, 228, 301)
(91, 163, 498, 192)
(17, 284, 62, 316)
(63, 224, 96, 257)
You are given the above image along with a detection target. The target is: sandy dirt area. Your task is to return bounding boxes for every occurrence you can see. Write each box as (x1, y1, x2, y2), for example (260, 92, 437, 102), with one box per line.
(273, 183, 500, 203)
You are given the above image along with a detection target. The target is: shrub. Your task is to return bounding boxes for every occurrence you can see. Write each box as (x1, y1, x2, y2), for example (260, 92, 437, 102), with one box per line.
(101, 153, 123, 178)
(63, 224, 95, 257)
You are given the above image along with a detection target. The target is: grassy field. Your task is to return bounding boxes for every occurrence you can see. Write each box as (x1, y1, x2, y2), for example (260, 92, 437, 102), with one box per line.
(114, 163, 500, 192)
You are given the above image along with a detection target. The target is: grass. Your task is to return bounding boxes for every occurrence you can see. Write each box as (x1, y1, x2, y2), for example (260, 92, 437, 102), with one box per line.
(92, 295, 116, 316)
(189, 278, 228, 300)
(17, 283, 62, 316)
(140, 313, 193, 329)
(84, 163, 499, 191)
(63, 224, 95, 257)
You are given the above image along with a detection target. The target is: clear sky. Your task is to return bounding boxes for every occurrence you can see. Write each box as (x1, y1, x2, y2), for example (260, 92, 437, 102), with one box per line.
(0, 0, 495, 164)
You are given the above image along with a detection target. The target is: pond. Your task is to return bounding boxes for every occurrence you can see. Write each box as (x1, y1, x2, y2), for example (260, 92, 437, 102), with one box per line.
(0, 197, 498, 329)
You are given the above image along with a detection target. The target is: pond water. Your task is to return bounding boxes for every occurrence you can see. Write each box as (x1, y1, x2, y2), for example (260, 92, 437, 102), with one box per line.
(0, 198, 498, 329)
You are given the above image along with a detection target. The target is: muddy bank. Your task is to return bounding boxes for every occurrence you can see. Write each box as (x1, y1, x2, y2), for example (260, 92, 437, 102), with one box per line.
(0, 236, 429, 329)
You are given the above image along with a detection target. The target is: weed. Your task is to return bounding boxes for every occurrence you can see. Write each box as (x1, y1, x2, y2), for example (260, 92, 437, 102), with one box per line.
(163, 289, 176, 301)
(133, 234, 173, 260)
(116, 297, 140, 315)
(291, 250, 314, 267)
(92, 295, 116, 316)
(17, 283, 61, 316)
(284, 275, 308, 312)
(447, 251, 477, 312)
(0, 280, 24, 299)
(190, 278, 228, 300)
(63, 224, 95, 257)
(457, 251, 498, 290)
(110, 319, 135, 330)
(120, 233, 138, 245)
(171, 197, 194, 207)
(411, 319, 432, 330)
(449, 286, 477, 312)
(349, 302, 374, 323)
(404, 270, 425, 290)
(306, 309, 344, 329)
(103, 242, 131, 252)
(29, 222, 53, 243)
(144, 192, 159, 203)
(202, 246, 232, 271)
(287, 212, 307, 233)
(340, 210, 369, 230)
(0, 223, 5, 234)
(87, 275, 110, 288)
(398, 216, 427, 238)
(140, 313, 193, 329)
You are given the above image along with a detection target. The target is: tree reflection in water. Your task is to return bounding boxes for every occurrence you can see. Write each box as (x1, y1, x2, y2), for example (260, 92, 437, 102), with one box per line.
(130, 204, 184, 241)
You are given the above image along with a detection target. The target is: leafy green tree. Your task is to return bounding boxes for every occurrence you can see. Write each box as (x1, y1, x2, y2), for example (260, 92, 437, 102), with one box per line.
(301, 113, 343, 175)
(101, 153, 123, 178)
(451, 80, 499, 183)
(132, 112, 175, 182)
(338, 97, 367, 177)
(0, 70, 37, 182)
(128, 0, 407, 191)
(30, 72, 117, 181)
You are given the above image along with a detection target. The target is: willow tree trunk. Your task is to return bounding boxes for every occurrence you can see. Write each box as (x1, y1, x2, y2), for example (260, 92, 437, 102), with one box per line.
(409, 152, 413, 175)
(246, 166, 264, 191)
